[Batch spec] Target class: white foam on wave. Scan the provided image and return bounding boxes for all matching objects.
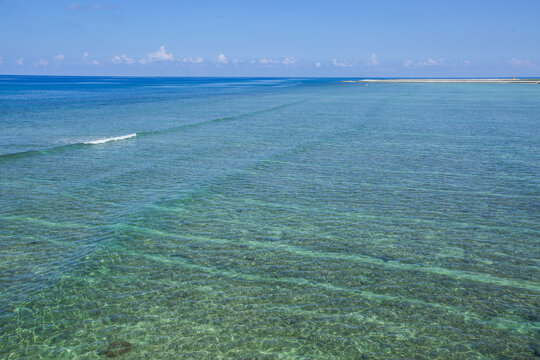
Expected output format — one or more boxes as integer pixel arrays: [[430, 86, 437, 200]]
[[84, 133, 137, 145]]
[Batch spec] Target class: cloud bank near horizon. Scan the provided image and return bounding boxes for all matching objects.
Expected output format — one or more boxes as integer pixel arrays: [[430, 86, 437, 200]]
[[2, 48, 484, 69], [4, 47, 393, 69], [1, 47, 536, 77]]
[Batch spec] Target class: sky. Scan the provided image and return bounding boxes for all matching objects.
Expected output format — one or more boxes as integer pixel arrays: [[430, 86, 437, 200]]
[[0, 0, 539, 77]]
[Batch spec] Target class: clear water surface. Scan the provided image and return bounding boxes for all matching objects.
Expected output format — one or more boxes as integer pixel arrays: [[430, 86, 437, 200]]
[[0, 76, 539, 359]]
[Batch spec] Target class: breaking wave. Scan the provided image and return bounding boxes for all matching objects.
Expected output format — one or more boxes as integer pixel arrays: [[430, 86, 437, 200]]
[[84, 133, 137, 144]]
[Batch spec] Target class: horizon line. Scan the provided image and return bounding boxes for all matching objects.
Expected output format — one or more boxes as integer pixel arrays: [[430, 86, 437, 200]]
[[1, 74, 539, 79]]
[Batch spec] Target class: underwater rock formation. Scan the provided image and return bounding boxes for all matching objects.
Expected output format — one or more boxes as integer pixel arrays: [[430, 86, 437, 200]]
[[106, 341, 132, 358]]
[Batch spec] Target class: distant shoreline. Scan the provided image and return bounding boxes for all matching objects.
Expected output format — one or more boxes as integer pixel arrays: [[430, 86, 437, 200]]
[[342, 79, 540, 84]]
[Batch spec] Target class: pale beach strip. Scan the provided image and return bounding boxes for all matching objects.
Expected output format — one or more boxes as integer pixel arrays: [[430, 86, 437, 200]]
[[342, 78, 540, 83]]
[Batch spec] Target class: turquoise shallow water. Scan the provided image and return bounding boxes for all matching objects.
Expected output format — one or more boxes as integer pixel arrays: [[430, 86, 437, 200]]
[[0, 76, 539, 359]]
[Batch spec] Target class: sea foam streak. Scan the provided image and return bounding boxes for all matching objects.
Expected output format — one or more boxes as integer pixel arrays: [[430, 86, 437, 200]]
[[84, 133, 137, 144]]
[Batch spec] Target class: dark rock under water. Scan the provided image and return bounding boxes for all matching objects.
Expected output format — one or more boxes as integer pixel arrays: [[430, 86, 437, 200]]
[[106, 341, 132, 358]]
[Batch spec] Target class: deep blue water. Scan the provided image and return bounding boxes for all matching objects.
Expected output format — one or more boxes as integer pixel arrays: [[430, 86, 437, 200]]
[[1, 76, 539, 359]]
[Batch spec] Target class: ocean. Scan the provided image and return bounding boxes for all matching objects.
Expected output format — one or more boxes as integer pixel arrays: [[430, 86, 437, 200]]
[[0, 76, 538, 359]]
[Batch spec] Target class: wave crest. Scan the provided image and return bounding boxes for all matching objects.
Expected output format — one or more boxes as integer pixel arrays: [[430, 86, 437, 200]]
[[84, 133, 137, 144]]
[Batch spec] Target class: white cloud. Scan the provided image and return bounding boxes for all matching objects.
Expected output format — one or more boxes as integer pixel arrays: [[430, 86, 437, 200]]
[[259, 57, 298, 65], [0, 57, 2, 66], [111, 54, 134, 64], [403, 58, 446, 67], [508, 58, 533, 67], [366, 53, 379, 66], [463, 60, 471, 67], [147, 46, 173, 62], [16, 57, 24, 65], [282, 57, 297, 65], [218, 54, 228, 64], [54, 54, 65, 61], [425, 58, 445, 66], [37, 58, 48, 66], [259, 57, 279, 65], [182, 57, 204, 64], [83, 52, 100, 65], [332, 58, 351, 68], [315, 62, 321, 68]]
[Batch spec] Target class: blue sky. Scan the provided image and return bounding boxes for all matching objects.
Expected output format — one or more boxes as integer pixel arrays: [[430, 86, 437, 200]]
[[0, 0, 539, 76]]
